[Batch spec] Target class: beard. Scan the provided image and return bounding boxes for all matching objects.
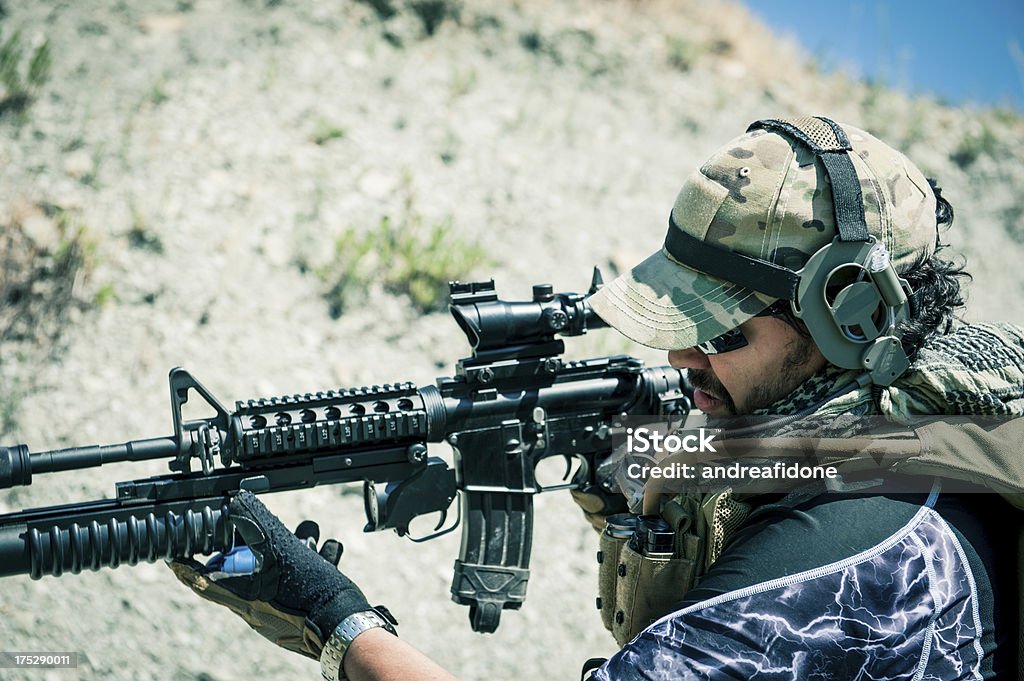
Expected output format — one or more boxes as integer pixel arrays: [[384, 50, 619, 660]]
[[688, 333, 818, 416]]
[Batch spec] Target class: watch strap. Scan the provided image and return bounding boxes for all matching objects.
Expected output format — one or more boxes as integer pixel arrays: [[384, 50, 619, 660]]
[[319, 607, 398, 681]]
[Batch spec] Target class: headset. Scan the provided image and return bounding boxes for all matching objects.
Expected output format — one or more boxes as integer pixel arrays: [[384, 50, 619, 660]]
[[662, 116, 916, 387]]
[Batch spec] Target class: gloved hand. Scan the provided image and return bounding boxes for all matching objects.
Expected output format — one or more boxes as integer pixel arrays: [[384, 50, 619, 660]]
[[169, 491, 372, 660], [570, 471, 629, 533]]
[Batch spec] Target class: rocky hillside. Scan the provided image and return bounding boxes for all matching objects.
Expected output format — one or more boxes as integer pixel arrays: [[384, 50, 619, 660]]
[[1, 1, 1022, 679]]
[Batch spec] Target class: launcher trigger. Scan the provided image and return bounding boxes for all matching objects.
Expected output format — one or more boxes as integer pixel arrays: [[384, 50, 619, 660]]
[[433, 509, 448, 531]]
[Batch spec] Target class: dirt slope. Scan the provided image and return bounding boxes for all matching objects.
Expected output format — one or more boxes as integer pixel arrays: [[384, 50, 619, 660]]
[[1, 1, 1022, 679]]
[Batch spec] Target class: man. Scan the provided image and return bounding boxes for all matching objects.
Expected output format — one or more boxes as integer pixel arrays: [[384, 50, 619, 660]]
[[579, 116, 1022, 679], [173, 117, 1022, 679]]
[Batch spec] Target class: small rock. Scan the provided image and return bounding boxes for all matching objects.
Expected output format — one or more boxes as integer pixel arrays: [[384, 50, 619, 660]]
[[21, 212, 62, 251], [261, 233, 291, 267], [133, 562, 164, 584], [357, 171, 396, 200], [63, 150, 94, 180], [345, 51, 370, 69], [300, 328, 322, 349], [138, 14, 187, 35], [718, 59, 747, 79]]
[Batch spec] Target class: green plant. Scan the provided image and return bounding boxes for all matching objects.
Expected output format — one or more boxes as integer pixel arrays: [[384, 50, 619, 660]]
[[310, 118, 347, 145], [0, 206, 97, 344], [438, 129, 459, 164], [0, 375, 23, 437], [449, 66, 477, 99], [898, 100, 930, 149], [518, 29, 544, 54], [665, 35, 700, 72], [950, 123, 1000, 170], [0, 29, 52, 116], [355, 0, 397, 20], [316, 208, 489, 316], [516, 26, 615, 76], [127, 207, 164, 253], [94, 282, 116, 307], [79, 141, 106, 188], [146, 77, 170, 106], [408, 0, 460, 36], [355, 0, 460, 40], [0, 205, 100, 432], [858, 77, 888, 127]]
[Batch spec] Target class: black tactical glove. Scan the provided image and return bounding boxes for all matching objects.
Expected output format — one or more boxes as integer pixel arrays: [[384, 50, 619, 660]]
[[570, 469, 630, 533], [169, 491, 373, 660]]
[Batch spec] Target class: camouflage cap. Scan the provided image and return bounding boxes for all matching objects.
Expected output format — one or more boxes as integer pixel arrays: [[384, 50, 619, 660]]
[[589, 119, 938, 351]]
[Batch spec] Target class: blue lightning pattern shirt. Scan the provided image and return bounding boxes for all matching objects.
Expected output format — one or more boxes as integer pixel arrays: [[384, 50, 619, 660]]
[[593, 491, 1003, 680]]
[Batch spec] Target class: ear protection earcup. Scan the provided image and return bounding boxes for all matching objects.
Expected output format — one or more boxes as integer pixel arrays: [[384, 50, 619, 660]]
[[792, 237, 911, 386]]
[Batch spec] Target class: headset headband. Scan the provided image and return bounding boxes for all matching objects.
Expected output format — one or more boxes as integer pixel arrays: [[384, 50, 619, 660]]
[[748, 117, 870, 243]]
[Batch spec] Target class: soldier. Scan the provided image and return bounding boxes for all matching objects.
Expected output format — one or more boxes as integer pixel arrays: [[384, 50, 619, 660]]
[[173, 117, 1022, 679]]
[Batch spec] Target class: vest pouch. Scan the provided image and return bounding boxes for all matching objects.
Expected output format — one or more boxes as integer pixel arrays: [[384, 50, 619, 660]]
[[610, 542, 697, 646], [598, 528, 627, 631], [597, 514, 637, 632]]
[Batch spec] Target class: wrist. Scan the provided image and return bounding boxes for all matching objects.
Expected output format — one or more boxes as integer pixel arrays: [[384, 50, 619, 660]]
[[319, 607, 398, 681], [310, 580, 371, 646]]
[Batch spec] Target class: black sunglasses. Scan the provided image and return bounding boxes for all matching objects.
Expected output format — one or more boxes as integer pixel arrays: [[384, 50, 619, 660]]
[[694, 301, 791, 355]]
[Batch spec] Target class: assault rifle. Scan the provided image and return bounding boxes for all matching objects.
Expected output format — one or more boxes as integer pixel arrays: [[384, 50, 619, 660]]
[[0, 274, 690, 633]]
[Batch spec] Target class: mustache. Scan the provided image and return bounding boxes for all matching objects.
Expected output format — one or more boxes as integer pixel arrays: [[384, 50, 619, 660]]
[[687, 369, 727, 400], [687, 369, 737, 415]]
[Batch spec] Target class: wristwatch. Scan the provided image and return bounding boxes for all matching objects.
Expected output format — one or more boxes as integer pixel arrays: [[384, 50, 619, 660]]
[[320, 607, 398, 681]]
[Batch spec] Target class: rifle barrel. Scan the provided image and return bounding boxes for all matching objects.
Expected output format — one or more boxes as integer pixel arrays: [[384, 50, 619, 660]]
[[0, 438, 180, 489], [31, 437, 180, 474]]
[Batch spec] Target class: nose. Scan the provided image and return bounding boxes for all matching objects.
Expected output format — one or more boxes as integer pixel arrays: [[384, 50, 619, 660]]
[[667, 347, 710, 370]]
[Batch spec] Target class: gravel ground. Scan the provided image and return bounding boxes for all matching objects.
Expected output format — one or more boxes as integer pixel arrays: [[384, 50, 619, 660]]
[[1, 1, 1022, 679]]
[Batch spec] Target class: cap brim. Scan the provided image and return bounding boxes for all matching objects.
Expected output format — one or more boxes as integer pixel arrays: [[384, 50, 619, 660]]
[[588, 248, 775, 351]]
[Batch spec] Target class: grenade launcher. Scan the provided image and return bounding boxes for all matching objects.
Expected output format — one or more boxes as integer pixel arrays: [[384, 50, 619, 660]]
[[0, 275, 690, 633]]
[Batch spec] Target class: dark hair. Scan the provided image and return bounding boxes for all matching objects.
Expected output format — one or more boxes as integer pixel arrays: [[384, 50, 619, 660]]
[[893, 178, 970, 360], [771, 178, 970, 360]]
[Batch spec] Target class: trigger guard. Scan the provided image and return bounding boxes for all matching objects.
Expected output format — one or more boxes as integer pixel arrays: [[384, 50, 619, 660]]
[[535, 454, 588, 494]]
